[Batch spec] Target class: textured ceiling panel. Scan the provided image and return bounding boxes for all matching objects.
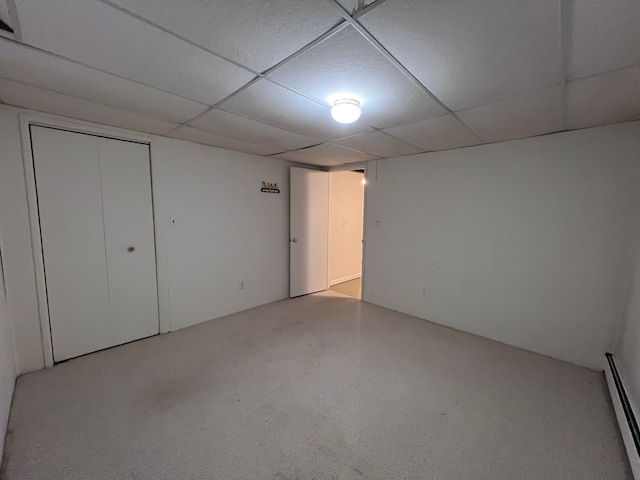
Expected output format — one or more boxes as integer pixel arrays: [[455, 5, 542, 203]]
[[568, 0, 640, 80], [384, 114, 482, 152], [274, 143, 377, 166], [360, 0, 561, 111], [456, 86, 565, 143], [5, 0, 638, 165], [0, 78, 179, 134], [167, 125, 285, 156], [334, 131, 421, 158], [567, 66, 640, 130], [13, 0, 255, 105], [104, 0, 343, 72], [0, 39, 208, 123], [189, 108, 319, 151], [269, 25, 444, 128], [221, 79, 372, 140]]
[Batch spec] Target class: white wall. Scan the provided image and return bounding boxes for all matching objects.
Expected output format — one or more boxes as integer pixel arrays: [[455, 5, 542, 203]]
[[4, 103, 640, 375], [0, 231, 17, 460], [0, 105, 289, 373], [613, 212, 640, 411], [364, 121, 640, 369], [152, 137, 289, 330], [329, 170, 364, 285]]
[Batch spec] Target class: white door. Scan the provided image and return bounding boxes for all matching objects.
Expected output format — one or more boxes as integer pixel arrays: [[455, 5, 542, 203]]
[[31, 126, 159, 361], [290, 167, 329, 297]]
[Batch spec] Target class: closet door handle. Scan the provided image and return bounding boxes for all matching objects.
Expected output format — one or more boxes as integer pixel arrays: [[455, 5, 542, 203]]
[[127, 246, 135, 253]]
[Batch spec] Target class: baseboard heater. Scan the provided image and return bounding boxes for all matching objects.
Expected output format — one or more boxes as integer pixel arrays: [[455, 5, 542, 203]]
[[605, 353, 640, 478]]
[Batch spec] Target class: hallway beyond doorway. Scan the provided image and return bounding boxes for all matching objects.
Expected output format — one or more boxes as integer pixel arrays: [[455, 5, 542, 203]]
[[329, 277, 361, 299]]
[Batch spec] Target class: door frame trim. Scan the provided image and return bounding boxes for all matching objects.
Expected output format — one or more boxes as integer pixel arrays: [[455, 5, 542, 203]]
[[19, 113, 170, 367]]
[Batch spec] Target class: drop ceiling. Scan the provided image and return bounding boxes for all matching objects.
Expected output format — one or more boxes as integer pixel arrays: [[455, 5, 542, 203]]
[[0, 0, 638, 167]]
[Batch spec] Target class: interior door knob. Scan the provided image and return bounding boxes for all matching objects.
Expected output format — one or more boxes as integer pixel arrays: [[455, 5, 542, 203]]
[[292, 238, 298, 243], [127, 246, 135, 253]]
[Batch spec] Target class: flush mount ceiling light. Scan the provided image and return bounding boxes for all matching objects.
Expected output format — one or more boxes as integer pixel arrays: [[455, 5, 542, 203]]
[[331, 98, 361, 124]]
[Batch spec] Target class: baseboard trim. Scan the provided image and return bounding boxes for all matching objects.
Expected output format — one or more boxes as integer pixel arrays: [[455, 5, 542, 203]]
[[329, 274, 361, 287], [605, 352, 640, 478]]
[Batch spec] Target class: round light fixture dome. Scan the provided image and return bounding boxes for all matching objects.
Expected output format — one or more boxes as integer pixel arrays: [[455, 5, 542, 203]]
[[331, 98, 361, 124]]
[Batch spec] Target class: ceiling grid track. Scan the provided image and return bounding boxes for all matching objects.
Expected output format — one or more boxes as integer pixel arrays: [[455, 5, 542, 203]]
[[164, 22, 352, 137], [93, 0, 420, 156], [572, 62, 640, 82], [0, 70, 196, 132], [97, 0, 351, 114], [260, 23, 349, 78], [0, 37, 213, 106], [162, 76, 264, 136], [97, 0, 261, 77], [162, 2, 423, 153], [7, 0, 457, 158], [323, 0, 485, 144], [236, 0, 434, 155], [6, 0, 637, 164], [94, 0, 352, 148]]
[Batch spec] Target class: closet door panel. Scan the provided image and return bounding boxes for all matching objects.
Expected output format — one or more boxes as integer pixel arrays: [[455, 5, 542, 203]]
[[31, 126, 113, 361], [98, 137, 159, 345]]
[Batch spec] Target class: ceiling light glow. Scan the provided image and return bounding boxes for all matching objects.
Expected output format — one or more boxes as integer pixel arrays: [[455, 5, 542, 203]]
[[331, 98, 361, 124]]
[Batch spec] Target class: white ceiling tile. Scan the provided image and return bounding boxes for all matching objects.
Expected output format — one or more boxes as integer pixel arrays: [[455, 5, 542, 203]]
[[568, 0, 640, 79], [360, 0, 561, 111], [567, 66, 640, 130], [167, 126, 285, 156], [334, 131, 421, 158], [0, 39, 208, 123], [384, 114, 482, 152], [221, 79, 373, 140], [275, 143, 377, 166], [13, 0, 255, 104], [189, 109, 319, 151], [455, 86, 565, 143], [0, 78, 178, 135], [268, 25, 444, 128], [104, 0, 343, 72]]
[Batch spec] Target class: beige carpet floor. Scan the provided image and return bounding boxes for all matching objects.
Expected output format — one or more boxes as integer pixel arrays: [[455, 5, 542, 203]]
[[329, 277, 361, 299], [1, 291, 631, 479]]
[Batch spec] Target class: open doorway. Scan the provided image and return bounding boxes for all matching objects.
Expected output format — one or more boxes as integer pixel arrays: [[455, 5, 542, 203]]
[[288, 166, 365, 300], [328, 169, 365, 299]]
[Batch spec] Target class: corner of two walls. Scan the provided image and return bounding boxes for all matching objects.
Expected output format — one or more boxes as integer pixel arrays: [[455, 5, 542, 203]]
[[0, 110, 19, 457], [363, 121, 640, 370], [611, 185, 640, 414], [0, 232, 17, 460], [0, 104, 42, 375]]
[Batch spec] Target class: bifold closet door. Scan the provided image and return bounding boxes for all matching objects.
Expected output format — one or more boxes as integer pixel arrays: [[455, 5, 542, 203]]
[[31, 126, 159, 361]]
